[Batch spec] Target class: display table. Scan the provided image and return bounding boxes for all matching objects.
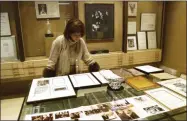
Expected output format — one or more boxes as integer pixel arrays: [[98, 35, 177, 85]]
[[18, 69, 186, 120]]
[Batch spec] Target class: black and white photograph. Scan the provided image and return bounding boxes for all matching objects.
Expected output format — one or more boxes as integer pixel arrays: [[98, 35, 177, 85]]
[[85, 4, 114, 41], [134, 96, 147, 102], [31, 113, 53, 121], [128, 2, 137, 17], [101, 111, 119, 120], [143, 105, 164, 114], [38, 4, 47, 15], [55, 111, 70, 119], [96, 103, 112, 112], [115, 108, 139, 120], [35, 2, 60, 19], [37, 79, 49, 86], [127, 36, 137, 51]]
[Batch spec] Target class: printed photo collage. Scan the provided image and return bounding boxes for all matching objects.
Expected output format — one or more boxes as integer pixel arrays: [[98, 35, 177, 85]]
[[25, 95, 171, 121]]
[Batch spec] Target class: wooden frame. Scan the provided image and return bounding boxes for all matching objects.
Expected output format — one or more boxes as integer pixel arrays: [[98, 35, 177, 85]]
[[84, 3, 114, 42]]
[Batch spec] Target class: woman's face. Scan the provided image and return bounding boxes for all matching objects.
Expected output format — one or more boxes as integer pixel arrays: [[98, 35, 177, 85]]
[[70, 32, 81, 42]]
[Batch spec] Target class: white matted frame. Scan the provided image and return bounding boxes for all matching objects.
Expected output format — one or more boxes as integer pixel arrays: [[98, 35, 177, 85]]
[[140, 13, 156, 31], [35, 1, 60, 19], [128, 2, 137, 17], [1, 35, 17, 61], [127, 36, 137, 51]]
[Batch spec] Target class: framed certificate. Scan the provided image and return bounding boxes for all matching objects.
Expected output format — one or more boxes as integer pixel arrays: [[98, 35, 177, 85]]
[[147, 31, 157, 49], [128, 21, 136, 34], [141, 13, 156, 31], [137, 32, 147, 50], [0, 12, 11, 36]]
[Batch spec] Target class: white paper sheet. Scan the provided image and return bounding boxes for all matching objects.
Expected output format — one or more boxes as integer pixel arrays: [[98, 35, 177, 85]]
[[147, 31, 157, 49], [137, 32, 147, 50], [127, 36, 137, 51], [92, 72, 109, 84], [27, 76, 76, 103], [126, 95, 169, 117], [145, 87, 186, 110], [151, 73, 177, 80], [0, 13, 11, 36], [128, 21, 136, 34], [157, 78, 186, 97], [135, 65, 163, 73], [141, 13, 156, 31], [99, 70, 122, 80], [69, 73, 100, 88]]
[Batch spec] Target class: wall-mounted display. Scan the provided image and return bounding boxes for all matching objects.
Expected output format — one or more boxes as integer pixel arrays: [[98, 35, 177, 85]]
[[0, 13, 11, 36], [137, 32, 147, 50], [127, 36, 137, 51], [35, 2, 60, 19], [85, 4, 114, 41], [147, 31, 157, 49], [1, 36, 17, 61], [128, 21, 136, 34], [128, 2, 137, 17], [140, 13, 156, 31]]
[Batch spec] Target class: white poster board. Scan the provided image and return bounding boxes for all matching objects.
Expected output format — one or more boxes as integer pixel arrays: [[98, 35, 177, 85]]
[[0, 12, 11, 36], [35, 2, 60, 19]]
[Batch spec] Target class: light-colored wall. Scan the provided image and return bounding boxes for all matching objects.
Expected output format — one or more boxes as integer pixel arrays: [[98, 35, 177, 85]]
[[162, 2, 186, 74]]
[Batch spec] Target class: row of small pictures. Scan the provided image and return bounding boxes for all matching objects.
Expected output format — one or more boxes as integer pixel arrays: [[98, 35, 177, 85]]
[[127, 31, 156, 51]]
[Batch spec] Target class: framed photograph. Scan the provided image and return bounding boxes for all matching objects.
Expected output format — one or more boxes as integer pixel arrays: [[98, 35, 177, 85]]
[[1, 36, 17, 61], [1, 12, 11, 36], [141, 13, 156, 31], [127, 36, 137, 51], [147, 31, 157, 49], [35, 2, 60, 19], [85, 4, 114, 41], [128, 2, 137, 17]]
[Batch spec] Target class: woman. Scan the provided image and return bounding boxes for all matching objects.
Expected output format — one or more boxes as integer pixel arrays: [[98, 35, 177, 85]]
[[43, 18, 100, 77]]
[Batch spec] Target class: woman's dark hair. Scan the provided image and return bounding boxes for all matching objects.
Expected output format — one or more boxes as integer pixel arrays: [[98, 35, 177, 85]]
[[64, 18, 85, 40]]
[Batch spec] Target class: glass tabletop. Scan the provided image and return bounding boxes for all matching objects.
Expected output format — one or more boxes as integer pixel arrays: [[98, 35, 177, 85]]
[[18, 69, 186, 120]]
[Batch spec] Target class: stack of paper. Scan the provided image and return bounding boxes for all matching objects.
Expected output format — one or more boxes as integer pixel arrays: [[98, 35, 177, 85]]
[[69, 73, 101, 89], [27, 76, 76, 103], [150, 72, 177, 81], [157, 78, 186, 97], [126, 76, 160, 91], [145, 87, 186, 110], [134, 65, 164, 74], [127, 68, 145, 76], [99, 70, 122, 80], [92, 72, 109, 84]]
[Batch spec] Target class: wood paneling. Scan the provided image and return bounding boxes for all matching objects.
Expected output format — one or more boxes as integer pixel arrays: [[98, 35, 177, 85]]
[[19, 1, 74, 57], [162, 2, 186, 74]]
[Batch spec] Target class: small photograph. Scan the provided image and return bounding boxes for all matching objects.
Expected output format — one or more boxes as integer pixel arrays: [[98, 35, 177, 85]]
[[31, 113, 53, 121], [96, 103, 112, 112], [92, 108, 102, 114], [128, 38, 135, 48], [84, 110, 95, 116], [70, 111, 80, 120], [111, 99, 131, 110], [38, 4, 47, 15], [115, 108, 139, 120], [134, 96, 147, 102], [143, 105, 164, 114], [37, 79, 49, 86], [101, 111, 117, 121], [55, 111, 69, 119]]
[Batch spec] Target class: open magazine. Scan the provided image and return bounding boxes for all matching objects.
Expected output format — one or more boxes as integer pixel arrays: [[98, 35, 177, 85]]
[[27, 76, 76, 103]]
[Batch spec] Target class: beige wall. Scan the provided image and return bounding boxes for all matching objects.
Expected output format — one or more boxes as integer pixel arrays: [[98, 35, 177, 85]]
[[162, 2, 186, 73]]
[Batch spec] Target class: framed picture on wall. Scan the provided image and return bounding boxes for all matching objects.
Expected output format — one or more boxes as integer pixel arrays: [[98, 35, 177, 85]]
[[128, 2, 137, 17], [85, 4, 114, 42], [140, 13, 156, 31], [127, 36, 137, 51], [35, 2, 60, 19]]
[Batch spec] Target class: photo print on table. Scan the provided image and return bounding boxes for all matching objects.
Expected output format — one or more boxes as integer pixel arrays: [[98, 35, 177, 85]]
[[37, 79, 49, 86], [96, 103, 112, 112], [143, 105, 164, 115], [101, 111, 120, 120], [55, 111, 70, 119], [31, 113, 53, 121], [115, 107, 139, 120]]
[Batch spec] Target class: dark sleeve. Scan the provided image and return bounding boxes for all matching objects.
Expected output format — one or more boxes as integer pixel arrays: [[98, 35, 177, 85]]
[[88, 62, 100, 72]]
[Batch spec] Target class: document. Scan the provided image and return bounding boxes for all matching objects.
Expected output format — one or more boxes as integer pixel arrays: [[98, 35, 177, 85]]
[[141, 13, 156, 31], [0, 12, 11, 36], [128, 21, 136, 34], [134, 65, 163, 73], [137, 32, 147, 50], [147, 31, 157, 49], [92, 72, 109, 84]]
